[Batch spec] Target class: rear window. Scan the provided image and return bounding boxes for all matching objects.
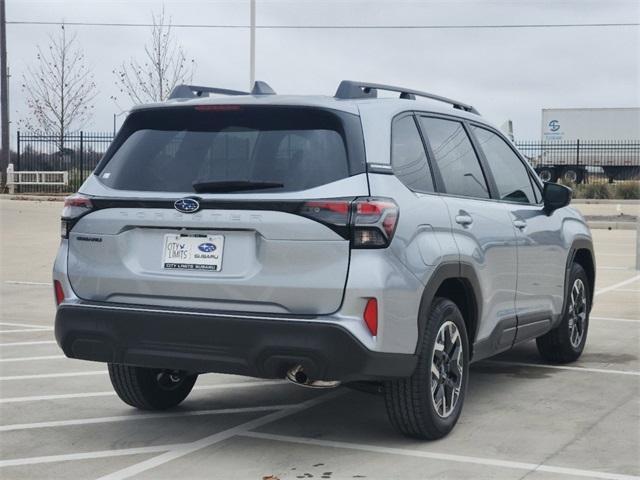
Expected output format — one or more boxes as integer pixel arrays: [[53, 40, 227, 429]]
[[96, 106, 365, 193]]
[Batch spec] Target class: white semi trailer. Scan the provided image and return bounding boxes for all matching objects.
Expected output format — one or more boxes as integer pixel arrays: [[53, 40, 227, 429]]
[[533, 108, 640, 183]]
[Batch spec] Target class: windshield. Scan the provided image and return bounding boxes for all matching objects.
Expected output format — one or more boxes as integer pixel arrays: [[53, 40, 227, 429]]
[[96, 105, 365, 193]]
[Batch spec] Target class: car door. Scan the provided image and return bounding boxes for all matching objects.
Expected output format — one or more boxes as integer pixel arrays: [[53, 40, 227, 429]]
[[469, 124, 567, 343], [418, 115, 519, 355]]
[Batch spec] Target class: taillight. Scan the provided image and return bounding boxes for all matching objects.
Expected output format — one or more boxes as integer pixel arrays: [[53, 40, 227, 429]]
[[352, 198, 398, 248], [363, 298, 378, 336], [299, 199, 351, 233], [53, 280, 65, 305], [61, 194, 93, 238], [299, 197, 398, 249]]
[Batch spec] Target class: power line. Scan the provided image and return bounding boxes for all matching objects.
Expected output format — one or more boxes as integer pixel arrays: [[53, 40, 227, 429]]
[[6, 20, 640, 29]]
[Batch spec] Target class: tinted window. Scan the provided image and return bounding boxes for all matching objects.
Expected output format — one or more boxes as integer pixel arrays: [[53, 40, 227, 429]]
[[391, 115, 434, 193], [420, 117, 489, 199], [97, 106, 364, 193], [472, 126, 536, 204]]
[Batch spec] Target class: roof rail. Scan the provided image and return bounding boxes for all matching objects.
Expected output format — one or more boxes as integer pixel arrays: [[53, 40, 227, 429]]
[[334, 80, 479, 115], [168, 81, 277, 100]]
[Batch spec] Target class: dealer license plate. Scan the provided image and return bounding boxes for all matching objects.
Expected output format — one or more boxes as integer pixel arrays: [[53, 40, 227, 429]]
[[162, 234, 224, 271]]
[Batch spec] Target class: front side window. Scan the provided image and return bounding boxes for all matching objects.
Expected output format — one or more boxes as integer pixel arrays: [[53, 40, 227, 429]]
[[391, 115, 434, 193], [471, 126, 536, 204], [419, 117, 489, 199]]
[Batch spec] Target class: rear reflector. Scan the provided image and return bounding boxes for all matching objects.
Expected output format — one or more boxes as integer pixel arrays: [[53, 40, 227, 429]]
[[363, 298, 378, 336], [54, 280, 65, 306]]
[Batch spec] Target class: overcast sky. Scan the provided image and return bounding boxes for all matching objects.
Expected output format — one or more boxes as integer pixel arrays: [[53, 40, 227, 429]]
[[5, 0, 640, 142]]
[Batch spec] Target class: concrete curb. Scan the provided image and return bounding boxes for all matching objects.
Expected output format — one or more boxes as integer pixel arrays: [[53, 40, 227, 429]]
[[573, 199, 640, 205], [0, 194, 65, 202], [588, 221, 638, 230]]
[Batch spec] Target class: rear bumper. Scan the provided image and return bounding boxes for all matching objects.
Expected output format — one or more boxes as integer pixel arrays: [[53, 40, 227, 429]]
[[55, 302, 417, 382]]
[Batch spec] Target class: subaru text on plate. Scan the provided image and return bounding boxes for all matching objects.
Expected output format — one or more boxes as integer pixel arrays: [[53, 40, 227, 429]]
[[53, 80, 595, 438]]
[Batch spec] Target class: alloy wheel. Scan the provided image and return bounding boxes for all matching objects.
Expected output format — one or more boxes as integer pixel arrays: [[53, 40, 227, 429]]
[[430, 320, 464, 418], [568, 278, 587, 348]]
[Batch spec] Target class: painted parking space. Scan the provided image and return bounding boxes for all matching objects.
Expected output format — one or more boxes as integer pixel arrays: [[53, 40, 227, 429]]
[[1, 199, 638, 480]]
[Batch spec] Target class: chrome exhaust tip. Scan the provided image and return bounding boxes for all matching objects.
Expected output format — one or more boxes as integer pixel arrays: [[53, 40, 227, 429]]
[[285, 365, 340, 389]]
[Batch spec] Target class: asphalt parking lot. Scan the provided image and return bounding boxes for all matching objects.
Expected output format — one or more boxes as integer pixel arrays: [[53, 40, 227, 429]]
[[1, 199, 639, 480]]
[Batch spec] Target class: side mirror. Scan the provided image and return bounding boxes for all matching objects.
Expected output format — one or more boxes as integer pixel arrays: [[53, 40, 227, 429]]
[[543, 182, 572, 213]]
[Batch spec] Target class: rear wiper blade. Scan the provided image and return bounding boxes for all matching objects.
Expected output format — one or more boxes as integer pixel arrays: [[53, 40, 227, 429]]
[[192, 180, 284, 193]]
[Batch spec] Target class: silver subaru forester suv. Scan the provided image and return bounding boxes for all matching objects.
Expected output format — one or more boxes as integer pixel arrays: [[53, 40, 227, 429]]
[[53, 80, 595, 439]]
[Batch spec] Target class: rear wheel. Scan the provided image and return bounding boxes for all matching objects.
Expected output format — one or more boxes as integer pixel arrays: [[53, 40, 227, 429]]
[[384, 297, 469, 439], [562, 167, 584, 185], [536, 263, 590, 363], [537, 167, 556, 183], [108, 364, 198, 410]]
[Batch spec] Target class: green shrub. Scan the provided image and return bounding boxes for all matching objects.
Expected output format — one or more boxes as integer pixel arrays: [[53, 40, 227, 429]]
[[615, 182, 640, 200], [570, 183, 587, 199], [583, 183, 612, 199]]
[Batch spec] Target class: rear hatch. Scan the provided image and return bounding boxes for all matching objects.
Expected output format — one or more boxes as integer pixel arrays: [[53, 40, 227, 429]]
[[67, 104, 368, 315]]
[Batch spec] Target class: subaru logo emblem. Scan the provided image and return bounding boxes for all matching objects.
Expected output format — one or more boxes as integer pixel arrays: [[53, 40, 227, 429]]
[[198, 242, 216, 253], [174, 198, 200, 213]]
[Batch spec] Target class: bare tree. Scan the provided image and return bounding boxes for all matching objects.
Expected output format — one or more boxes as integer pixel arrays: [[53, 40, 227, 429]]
[[20, 25, 97, 151], [113, 7, 195, 105]]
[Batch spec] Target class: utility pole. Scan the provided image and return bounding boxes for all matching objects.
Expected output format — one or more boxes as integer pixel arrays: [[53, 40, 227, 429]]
[[249, 0, 255, 89], [0, 0, 10, 190]]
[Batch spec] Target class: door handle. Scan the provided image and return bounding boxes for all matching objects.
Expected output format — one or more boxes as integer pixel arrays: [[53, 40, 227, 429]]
[[513, 219, 527, 230], [455, 214, 473, 227]]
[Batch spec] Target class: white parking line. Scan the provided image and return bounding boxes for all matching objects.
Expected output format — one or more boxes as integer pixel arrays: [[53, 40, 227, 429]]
[[592, 316, 640, 323], [0, 404, 295, 432], [96, 390, 344, 480], [4, 280, 51, 286], [0, 355, 65, 363], [241, 431, 639, 480], [0, 328, 53, 333], [0, 321, 51, 329], [0, 380, 287, 404], [0, 444, 183, 468], [595, 274, 640, 296], [0, 371, 106, 381], [0, 340, 56, 347], [484, 360, 639, 376]]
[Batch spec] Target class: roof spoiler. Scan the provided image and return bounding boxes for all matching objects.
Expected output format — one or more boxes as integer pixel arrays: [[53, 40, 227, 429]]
[[168, 81, 276, 100], [334, 80, 479, 115]]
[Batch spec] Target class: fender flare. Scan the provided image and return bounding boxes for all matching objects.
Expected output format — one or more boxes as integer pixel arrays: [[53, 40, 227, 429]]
[[415, 261, 482, 356], [560, 237, 596, 326]]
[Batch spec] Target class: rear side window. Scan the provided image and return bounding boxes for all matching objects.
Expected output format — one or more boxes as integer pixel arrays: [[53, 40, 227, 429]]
[[96, 106, 365, 193], [471, 126, 536, 204], [391, 115, 434, 193], [419, 117, 489, 199]]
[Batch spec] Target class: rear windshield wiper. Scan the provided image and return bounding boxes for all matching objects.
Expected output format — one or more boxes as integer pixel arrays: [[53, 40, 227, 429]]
[[192, 180, 284, 193]]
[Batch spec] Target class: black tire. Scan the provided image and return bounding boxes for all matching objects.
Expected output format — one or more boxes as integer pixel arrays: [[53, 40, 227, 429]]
[[537, 167, 556, 183], [108, 364, 198, 410], [562, 167, 583, 185], [536, 263, 590, 363], [384, 297, 469, 440]]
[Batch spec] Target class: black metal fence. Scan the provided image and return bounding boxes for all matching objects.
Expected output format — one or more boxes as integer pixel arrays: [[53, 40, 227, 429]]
[[11, 132, 640, 194], [14, 131, 113, 193], [515, 140, 640, 184]]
